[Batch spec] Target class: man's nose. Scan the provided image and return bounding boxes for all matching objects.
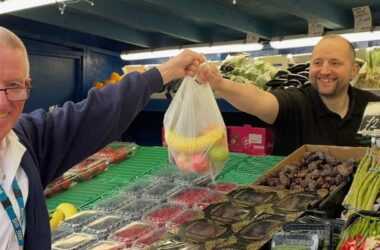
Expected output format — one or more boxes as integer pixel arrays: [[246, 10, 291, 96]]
[[320, 62, 331, 74]]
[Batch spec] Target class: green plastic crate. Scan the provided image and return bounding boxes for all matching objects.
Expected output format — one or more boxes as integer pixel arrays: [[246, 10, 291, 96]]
[[46, 146, 283, 211]]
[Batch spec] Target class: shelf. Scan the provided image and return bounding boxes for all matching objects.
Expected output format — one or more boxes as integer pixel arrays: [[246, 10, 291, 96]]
[[363, 88, 380, 96], [144, 98, 239, 112]]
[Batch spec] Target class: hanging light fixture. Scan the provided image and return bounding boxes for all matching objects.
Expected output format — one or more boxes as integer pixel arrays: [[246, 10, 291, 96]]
[[0, 0, 57, 14], [0, 0, 94, 15], [270, 27, 380, 49], [120, 40, 263, 61], [270, 35, 322, 49]]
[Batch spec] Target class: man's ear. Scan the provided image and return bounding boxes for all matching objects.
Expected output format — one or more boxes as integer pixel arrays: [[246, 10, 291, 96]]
[[26, 77, 32, 87], [351, 63, 360, 80]]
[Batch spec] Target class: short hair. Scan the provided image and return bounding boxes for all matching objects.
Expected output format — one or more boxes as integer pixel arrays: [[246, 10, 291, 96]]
[[314, 34, 356, 64], [0, 26, 30, 76]]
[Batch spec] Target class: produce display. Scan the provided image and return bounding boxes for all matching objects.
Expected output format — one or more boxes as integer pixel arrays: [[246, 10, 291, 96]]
[[265, 63, 310, 90], [66, 158, 107, 182], [108, 221, 158, 247], [219, 53, 278, 89], [257, 151, 356, 193], [52, 233, 97, 250], [281, 223, 332, 250], [337, 212, 380, 250], [94, 193, 136, 213], [132, 228, 166, 249], [142, 203, 187, 226], [49, 144, 380, 249], [115, 198, 159, 220], [271, 232, 319, 250], [45, 175, 74, 198], [91, 142, 137, 164], [166, 209, 199, 229], [343, 148, 380, 217], [208, 182, 238, 194], [59, 210, 102, 232], [85, 240, 125, 250], [81, 214, 127, 239], [192, 191, 228, 210], [50, 203, 78, 229], [44, 141, 136, 198], [352, 48, 380, 88], [168, 186, 212, 207]]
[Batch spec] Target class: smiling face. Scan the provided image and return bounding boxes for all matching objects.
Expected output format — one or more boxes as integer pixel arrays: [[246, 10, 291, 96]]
[[0, 45, 29, 141], [309, 36, 358, 98]]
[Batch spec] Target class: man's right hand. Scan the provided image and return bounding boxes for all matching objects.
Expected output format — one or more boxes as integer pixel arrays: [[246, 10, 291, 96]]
[[196, 62, 225, 91]]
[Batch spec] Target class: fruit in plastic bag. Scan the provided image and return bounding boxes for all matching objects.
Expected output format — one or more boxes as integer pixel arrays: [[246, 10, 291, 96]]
[[164, 75, 229, 179]]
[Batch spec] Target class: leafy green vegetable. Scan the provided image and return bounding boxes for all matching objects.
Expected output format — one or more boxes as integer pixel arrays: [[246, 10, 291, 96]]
[[220, 53, 278, 90]]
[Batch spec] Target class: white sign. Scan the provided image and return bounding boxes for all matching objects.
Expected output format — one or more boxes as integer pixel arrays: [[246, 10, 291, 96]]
[[308, 21, 324, 37], [246, 32, 260, 43], [352, 6, 372, 32]]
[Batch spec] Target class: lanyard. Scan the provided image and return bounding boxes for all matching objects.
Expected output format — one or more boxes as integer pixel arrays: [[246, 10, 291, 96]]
[[0, 178, 25, 247]]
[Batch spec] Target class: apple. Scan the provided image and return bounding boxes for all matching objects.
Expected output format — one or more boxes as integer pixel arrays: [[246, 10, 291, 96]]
[[175, 153, 191, 172], [190, 153, 210, 174], [209, 145, 229, 164]]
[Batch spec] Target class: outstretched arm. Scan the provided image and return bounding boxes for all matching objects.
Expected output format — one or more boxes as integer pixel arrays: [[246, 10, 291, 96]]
[[196, 63, 279, 124]]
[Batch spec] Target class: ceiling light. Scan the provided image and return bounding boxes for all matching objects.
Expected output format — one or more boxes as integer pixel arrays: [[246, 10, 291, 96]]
[[340, 30, 380, 42], [0, 0, 58, 14], [270, 27, 380, 49], [121, 48, 181, 61], [270, 36, 322, 49], [120, 40, 263, 61]]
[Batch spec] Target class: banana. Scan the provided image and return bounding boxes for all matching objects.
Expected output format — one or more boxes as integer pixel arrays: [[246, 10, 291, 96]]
[[49, 203, 77, 229], [56, 203, 77, 219], [50, 210, 64, 229], [165, 127, 225, 153]]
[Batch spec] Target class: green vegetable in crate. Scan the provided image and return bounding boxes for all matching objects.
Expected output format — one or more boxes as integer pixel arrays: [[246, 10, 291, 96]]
[[220, 53, 278, 90], [343, 148, 380, 216], [352, 48, 380, 88], [337, 215, 380, 250]]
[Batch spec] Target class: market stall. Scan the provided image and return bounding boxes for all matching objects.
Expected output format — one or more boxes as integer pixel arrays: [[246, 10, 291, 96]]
[[46, 143, 380, 249]]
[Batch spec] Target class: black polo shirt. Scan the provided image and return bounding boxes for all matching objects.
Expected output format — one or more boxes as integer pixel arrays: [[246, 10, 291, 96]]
[[270, 85, 380, 156]]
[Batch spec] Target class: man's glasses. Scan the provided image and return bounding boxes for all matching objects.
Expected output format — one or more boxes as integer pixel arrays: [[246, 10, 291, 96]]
[[0, 87, 31, 101]]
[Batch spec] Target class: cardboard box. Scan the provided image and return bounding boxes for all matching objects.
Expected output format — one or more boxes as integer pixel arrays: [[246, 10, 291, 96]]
[[254, 144, 367, 183], [252, 145, 367, 217], [227, 125, 273, 155]]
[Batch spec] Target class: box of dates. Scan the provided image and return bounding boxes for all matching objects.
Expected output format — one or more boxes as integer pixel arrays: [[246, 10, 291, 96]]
[[253, 145, 367, 215]]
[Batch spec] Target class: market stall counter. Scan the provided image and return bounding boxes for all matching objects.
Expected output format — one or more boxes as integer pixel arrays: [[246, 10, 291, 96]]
[[46, 145, 380, 249]]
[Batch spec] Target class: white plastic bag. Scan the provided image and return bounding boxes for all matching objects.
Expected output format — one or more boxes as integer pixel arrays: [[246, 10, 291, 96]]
[[163, 75, 229, 178]]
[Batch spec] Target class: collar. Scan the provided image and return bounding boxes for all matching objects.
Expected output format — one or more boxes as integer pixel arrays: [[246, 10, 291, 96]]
[[0, 130, 26, 193], [312, 85, 356, 117]]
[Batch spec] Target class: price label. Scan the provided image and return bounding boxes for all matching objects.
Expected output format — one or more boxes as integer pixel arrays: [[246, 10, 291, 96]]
[[358, 102, 380, 136], [308, 20, 324, 37], [246, 32, 259, 43], [352, 6, 372, 32]]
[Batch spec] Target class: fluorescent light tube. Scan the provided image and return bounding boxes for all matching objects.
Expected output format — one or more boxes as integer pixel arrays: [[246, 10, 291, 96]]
[[270, 36, 322, 49], [270, 28, 380, 49], [340, 30, 380, 42], [121, 48, 181, 60], [0, 0, 57, 14], [121, 41, 263, 61]]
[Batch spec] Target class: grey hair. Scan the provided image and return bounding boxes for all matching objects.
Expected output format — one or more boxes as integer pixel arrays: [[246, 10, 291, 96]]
[[0, 26, 30, 76]]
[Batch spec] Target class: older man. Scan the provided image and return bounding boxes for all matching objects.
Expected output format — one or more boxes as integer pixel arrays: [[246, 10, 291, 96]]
[[0, 26, 205, 250]]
